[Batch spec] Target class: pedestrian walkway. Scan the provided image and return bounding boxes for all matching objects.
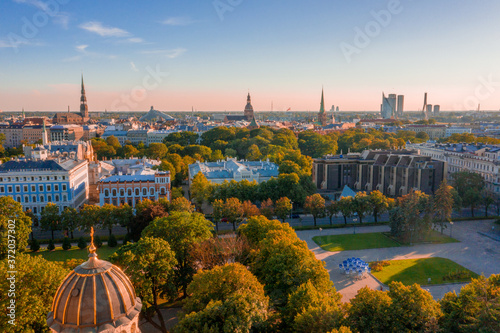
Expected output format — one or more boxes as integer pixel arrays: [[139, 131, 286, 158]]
[[296, 220, 500, 302]]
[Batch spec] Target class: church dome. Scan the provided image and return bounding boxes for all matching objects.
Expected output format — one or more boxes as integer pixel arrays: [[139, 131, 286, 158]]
[[47, 230, 142, 333]]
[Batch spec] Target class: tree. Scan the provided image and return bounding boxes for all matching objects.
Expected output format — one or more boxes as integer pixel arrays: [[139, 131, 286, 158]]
[[170, 196, 195, 213], [131, 199, 169, 241], [40, 202, 61, 240], [304, 194, 326, 226], [190, 236, 250, 271], [451, 171, 485, 217], [78, 204, 101, 232], [483, 191, 495, 217], [122, 144, 140, 158], [416, 131, 430, 141], [433, 180, 454, 234], [260, 198, 275, 219], [251, 229, 332, 307], [190, 171, 211, 212], [298, 130, 338, 158], [390, 191, 432, 243], [176, 264, 268, 333], [223, 197, 244, 231], [110, 237, 177, 333], [242, 200, 260, 218], [159, 159, 176, 180], [348, 287, 392, 333], [387, 281, 442, 332], [60, 206, 78, 239], [142, 212, 214, 297], [238, 215, 296, 248], [337, 197, 354, 224], [275, 197, 292, 222], [369, 190, 389, 223], [114, 203, 134, 234], [147, 142, 168, 159], [285, 281, 343, 333], [352, 192, 371, 223], [440, 274, 500, 333], [212, 199, 224, 232], [0, 196, 32, 259], [0, 254, 68, 332], [246, 144, 262, 160], [326, 201, 340, 225], [100, 203, 117, 236], [105, 135, 121, 149]]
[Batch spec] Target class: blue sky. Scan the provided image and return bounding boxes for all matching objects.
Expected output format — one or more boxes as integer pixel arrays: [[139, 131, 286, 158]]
[[1, 0, 500, 112]]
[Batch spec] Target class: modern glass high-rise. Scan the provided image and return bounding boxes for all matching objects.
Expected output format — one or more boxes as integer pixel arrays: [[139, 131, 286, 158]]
[[381, 93, 396, 119], [433, 105, 440, 115], [426, 104, 433, 116], [397, 95, 404, 117]]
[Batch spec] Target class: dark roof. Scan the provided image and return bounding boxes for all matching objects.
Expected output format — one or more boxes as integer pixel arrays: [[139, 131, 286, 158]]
[[225, 115, 247, 121], [0, 160, 64, 172]]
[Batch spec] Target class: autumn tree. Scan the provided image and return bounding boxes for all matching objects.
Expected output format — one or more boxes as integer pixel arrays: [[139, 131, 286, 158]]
[[175, 263, 269, 333], [189, 171, 211, 212], [348, 287, 393, 333], [60, 206, 78, 239], [147, 142, 168, 159], [390, 191, 432, 243], [190, 236, 250, 271], [433, 180, 454, 234], [304, 193, 326, 226], [237, 215, 296, 248], [369, 190, 389, 223], [223, 197, 244, 231], [451, 171, 485, 217], [142, 212, 213, 297], [131, 198, 169, 241], [40, 202, 61, 240], [78, 204, 101, 232], [275, 197, 292, 222], [259, 198, 274, 219], [337, 196, 354, 224], [242, 200, 260, 218], [170, 196, 195, 213], [109, 237, 177, 333], [0, 196, 32, 259], [352, 191, 371, 223]]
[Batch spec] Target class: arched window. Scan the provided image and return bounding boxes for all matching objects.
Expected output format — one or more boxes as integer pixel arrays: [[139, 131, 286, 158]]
[[112, 189, 117, 196], [143, 188, 147, 196], [127, 189, 132, 196], [55, 195, 59, 202], [32, 196, 37, 203], [40, 195, 44, 203], [160, 187, 165, 195], [24, 196, 29, 203], [104, 189, 109, 197], [150, 188, 154, 195], [48, 195, 52, 202], [135, 188, 139, 196], [120, 189, 124, 196]]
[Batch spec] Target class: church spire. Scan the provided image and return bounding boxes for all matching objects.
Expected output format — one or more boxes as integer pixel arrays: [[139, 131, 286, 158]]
[[320, 87, 325, 114], [318, 87, 327, 126], [80, 74, 89, 119], [42, 118, 49, 145]]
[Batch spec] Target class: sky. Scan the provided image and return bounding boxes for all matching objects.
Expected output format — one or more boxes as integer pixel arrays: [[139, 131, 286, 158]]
[[1, 0, 500, 112]]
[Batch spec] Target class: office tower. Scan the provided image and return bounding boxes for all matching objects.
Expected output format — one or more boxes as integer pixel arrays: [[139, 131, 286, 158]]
[[426, 104, 433, 116], [397, 95, 404, 117], [433, 105, 440, 115], [381, 93, 395, 119]]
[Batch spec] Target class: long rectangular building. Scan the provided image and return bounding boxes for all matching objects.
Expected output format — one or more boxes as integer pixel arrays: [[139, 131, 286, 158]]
[[313, 150, 446, 198]]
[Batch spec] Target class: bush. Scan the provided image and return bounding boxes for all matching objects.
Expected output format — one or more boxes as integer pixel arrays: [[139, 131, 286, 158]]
[[443, 269, 474, 281], [47, 239, 55, 251], [77, 237, 87, 249], [64, 258, 85, 270], [369, 260, 391, 272], [94, 235, 103, 248], [30, 238, 40, 252], [108, 234, 118, 247], [62, 237, 72, 251]]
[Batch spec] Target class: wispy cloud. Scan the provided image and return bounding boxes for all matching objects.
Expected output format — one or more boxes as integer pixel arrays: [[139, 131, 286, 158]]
[[161, 16, 195, 26], [127, 37, 144, 43], [130, 61, 139, 72], [63, 44, 116, 62], [53, 13, 70, 29], [141, 48, 187, 59], [14, 0, 50, 11], [0, 38, 29, 48], [79, 21, 130, 37]]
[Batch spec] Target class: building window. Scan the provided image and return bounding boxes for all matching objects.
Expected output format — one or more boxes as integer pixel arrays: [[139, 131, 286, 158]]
[[54, 184, 59, 191], [143, 188, 147, 196], [0, 187, 4, 193], [62, 195, 67, 201], [23, 185, 28, 192], [24, 196, 29, 203], [55, 195, 59, 202], [33, 207, 37, 214], [39, 185, 43, 192], [120, 189, 124, 196], [40, 195, 44, 203], [31, 185, 36, 192], [8, 186, 13, 193], [127, 189, 132, 196], [62, 184, 67, 191], [48, 195, 52, 202], [135, 188, 139, 196], [104, 189, 109, 197], [150, 188, 154, 195], [15, 186, 20, 192], [16, 196, 21, 203], [47, 185, 51, 191], [112, 189, 117, 196], [32, 196, 37, 203]]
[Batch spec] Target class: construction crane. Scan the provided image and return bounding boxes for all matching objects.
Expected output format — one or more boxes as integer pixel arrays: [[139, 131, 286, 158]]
[[422, 92, 428, 120]]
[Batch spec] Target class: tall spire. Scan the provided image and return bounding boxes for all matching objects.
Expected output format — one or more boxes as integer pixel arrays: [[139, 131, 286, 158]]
[[80, 74, 89, 119], [244, 92, 254, 121], [320, 87, 325, 114], [42, 118, 48, 145], [318, 87, 327, 126], [22, 107, 25, 119]]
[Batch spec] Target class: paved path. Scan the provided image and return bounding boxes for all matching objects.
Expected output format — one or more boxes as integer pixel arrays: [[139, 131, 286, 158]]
[[296, 220, 500, 302]]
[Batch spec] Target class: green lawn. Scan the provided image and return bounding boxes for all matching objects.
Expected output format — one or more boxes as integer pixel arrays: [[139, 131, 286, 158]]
[[384, 230, 459, 245], [371, 257, 479, 286], [313, 232, 401, 251], [29, 245, 118, 262]]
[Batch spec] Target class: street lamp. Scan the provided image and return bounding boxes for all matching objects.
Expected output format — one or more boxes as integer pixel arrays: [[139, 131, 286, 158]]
[[450, 221, 454, 238], [353, 218, 358, 234]]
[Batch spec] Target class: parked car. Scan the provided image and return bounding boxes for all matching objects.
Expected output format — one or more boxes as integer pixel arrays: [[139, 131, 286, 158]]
[[221, 217, 228, 222], [291, 213, 300, 219]]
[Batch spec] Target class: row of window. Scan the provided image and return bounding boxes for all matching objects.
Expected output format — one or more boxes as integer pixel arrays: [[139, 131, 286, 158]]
[[0, 184, 67, 194], [24, 205, 69, 215], [13, 194, 68, 204], [103, 187, 167, 197], [0, 175, 67, 182]]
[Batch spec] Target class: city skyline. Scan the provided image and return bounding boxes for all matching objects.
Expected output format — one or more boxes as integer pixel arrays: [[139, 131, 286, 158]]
[[1, 1, 500, 112]]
